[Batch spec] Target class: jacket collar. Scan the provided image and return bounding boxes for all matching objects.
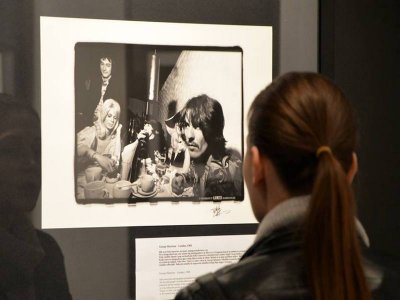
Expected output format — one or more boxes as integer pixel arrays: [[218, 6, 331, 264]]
[[254, 195, 370, 247]]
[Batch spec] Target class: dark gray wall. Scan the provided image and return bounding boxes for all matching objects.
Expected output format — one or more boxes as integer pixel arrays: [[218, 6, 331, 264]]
[[0, 0, 33, 101], [321, 0, 400, 270]]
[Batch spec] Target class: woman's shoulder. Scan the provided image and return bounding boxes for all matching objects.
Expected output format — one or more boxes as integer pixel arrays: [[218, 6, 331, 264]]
[[77, 125, 96, 135], [364, 249, 400, 299], [175, 232, 310, 300], [77, 126, 96, 140], [175, 252, 310, 300], [175, 225, 392, 300]]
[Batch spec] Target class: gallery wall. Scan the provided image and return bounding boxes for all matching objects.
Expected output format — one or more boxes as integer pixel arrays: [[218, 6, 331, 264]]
[[320, 0, 400, 272]]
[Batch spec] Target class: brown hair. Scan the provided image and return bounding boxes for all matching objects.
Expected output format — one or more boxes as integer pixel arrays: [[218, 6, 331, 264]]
[[179, 94, 227, 160], [248, 72, 371, 300]]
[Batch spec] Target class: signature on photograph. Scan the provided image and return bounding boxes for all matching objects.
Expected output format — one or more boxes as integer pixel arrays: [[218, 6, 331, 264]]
[[211, 205, 231, 217]]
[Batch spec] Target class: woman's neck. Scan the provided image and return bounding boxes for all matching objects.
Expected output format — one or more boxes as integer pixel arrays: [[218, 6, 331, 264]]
[[264, 179, 290, 215], [261, 156, 291, 215]]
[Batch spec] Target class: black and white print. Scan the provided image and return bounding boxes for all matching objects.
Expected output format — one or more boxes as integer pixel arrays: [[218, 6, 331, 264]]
[[74, 43, 244, 204]]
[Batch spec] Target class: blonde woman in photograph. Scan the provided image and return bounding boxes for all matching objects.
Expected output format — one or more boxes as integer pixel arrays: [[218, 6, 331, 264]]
[[77, 98, 122, 173]]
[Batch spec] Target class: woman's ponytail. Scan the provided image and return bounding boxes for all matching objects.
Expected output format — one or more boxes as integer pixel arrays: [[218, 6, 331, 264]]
[[304, 150, 371, 300]]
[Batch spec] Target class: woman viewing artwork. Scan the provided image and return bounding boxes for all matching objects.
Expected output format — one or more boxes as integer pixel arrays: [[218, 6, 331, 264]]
[[77, 98, 122, 174], [175, 72, 392, 299]]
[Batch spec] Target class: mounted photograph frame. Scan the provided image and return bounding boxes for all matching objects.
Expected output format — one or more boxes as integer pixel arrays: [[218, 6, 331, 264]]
[[40, 16, 272, 229]]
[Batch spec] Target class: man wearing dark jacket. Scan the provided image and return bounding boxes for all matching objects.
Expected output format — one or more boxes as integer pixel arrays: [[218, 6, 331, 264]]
[[75, 56, 126, 133]]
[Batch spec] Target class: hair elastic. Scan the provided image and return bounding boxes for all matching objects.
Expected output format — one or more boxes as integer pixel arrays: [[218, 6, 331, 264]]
[[316, 145, 332, 157]]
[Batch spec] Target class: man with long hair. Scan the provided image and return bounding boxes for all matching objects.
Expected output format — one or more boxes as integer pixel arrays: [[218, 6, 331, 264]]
[[174, 94, 243, 198]]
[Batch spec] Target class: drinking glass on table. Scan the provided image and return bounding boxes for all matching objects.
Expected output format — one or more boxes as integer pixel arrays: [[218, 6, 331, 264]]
[[159, 153, 166, 164], [156, 162, 167, 178]]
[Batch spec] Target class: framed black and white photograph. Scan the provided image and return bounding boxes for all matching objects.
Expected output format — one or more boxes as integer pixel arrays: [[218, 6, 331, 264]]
[[41, 17, 272, 229], [74, 43, 244, 204]]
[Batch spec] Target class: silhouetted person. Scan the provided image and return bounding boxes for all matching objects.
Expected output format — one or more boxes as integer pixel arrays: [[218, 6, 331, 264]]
[[0, 95, 72, 300]]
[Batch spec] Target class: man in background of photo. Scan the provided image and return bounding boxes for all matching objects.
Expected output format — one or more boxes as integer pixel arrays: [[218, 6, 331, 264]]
[[76, 56, 126, 134]]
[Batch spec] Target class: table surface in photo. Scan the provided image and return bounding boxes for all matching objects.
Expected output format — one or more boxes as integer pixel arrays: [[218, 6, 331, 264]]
[[77, 163, 193, 201]]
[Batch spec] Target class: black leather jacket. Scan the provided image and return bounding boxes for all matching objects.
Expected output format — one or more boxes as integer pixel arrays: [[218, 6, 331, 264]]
[[175, 226, 396, 300]]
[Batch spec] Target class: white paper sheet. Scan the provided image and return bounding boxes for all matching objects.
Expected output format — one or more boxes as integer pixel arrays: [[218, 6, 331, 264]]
[[136, 235, 255, 300]]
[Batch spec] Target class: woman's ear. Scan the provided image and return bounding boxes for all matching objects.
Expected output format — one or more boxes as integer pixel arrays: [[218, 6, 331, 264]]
[[347, 152, 358, 183], [250, 146, 265, 185]]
